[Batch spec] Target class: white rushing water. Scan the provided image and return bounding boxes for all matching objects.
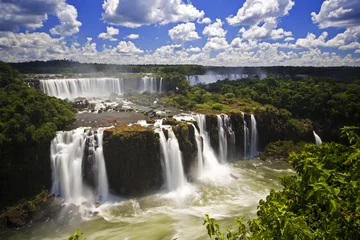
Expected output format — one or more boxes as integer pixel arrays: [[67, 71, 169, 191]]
[[50, 128, 109, 204], [40, 76, 163, 99], [41, 78, 125, 99], [217, 115, 228, 163], [3, 114, 296, 240], [313, 131, 323, 146], [187, 74, 267, 86], [140, 76, 158, 93], [250, 114, 259, 158], [216, 114, 236, 163], [7, 159, 293, 240], [193, 114, 221, 177], [157, 124, 187, 191], [95, 129, 109, 201], [241, 112, 250, 159]]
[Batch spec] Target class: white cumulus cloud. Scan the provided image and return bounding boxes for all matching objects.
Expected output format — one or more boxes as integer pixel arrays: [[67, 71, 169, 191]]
[[98, 27, 120, 41], [197, 18, 211, 24], [311, 0, 360, 29], [203, 19, 227, 38], [169, 22, 200, 42], [127, 34, 139, 40], [226, 0, 294, 26], [102, 0, 204, 27], [0, 0, 81, 36], [226, 0, 294, 41]]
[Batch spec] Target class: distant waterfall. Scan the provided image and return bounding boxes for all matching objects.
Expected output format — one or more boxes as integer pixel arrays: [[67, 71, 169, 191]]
[[159, 77, 163, 93], [250, 114, 259, 158], [313, 131, 322, 146], [187, 74, 267, 85], [141, 76, 158, 93], [40, 78, 124, 99], [194, 114, 220, 174], [50, 128, 109, 203], [157, 126, 187, 191]]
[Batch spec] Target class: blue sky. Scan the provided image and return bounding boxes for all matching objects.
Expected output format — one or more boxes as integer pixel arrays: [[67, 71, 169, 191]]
[[0, 0, 359, 66]]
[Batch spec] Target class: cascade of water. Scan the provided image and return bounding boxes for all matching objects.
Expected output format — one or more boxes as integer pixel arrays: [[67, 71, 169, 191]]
[[95, 129, 109, 201], [217, 115, 228, 163], [190, 123, 204, 176], [50, 128, 109, 203], [141, 76, 158, 93], [241, 112, 250, 159], [187, 74, 268, 86], [159, 77, 163, 93], [250, 114, 259, 158], [313, 131, 323, 146], [40, 78, 124, 99], [193, 114, 220, 172], [157, 126, 187, 191], [224, 115, 236, 161]]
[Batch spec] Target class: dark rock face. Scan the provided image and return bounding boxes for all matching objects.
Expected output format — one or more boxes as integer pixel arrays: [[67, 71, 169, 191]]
[[103, 126, 163, 196], [172, 123, 198, 180], [229, 112, 245, 160], [82, 131, 98, 190], [0, 141, 52, 211], [206, 114, 219, 153]]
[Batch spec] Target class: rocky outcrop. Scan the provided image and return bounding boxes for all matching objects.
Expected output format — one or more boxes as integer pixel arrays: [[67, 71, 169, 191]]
[[103, 124, 162, 196]]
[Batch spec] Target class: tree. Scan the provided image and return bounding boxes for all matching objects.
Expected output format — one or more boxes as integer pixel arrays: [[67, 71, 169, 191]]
[[204, 127, 360, 239]]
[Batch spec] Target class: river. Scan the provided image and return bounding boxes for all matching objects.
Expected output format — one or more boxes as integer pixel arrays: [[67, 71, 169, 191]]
[[3, 159, 293, 240]]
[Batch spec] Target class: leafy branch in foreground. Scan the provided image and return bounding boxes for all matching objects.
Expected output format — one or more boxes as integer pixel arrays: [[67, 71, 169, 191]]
[[68, 229, 86, 240], [204, 126, 360, 239]]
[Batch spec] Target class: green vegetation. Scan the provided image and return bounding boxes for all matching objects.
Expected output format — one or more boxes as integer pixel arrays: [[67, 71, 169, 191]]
[[10, 60, 360, 83], [202, 77, 360, 141], [160, 86, 259, 113], [0, 62, 75, 209], [204, 127, 360, 239], [68, 229, 86, 240], [0, 62, 75, 150], [261, 140, 306, 159], [0, 190, 49, 228]]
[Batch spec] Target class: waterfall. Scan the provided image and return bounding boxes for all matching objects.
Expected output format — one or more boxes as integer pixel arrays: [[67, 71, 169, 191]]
[[224, 115, 236, 161], [50, 128, 109, 203], [187, 74, 267, 86], [159, 77, 163, 93], [241, 112, 249, 159], [217, 115, 228, 163], [40, 78, 124, 99], [193, 114, 220, 174], [95, 129, 109, 201], [141, 76, 158, 93], [250, 114, 259, 158], [313, 131, 322, 146], [190, 123, 204, 176], [157, 126, 187, 191], [216, 114, 236, 162]]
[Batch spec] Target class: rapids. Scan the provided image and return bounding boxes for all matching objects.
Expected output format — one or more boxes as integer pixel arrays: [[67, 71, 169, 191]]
[[4, 159, 293, 240]]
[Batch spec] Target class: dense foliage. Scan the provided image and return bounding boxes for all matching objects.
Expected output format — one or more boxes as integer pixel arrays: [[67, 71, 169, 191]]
[[0, 62, 75, 209], [0, 62, 75, 152], [204, 127, 360, 239], [201, 77, 360, 141]]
